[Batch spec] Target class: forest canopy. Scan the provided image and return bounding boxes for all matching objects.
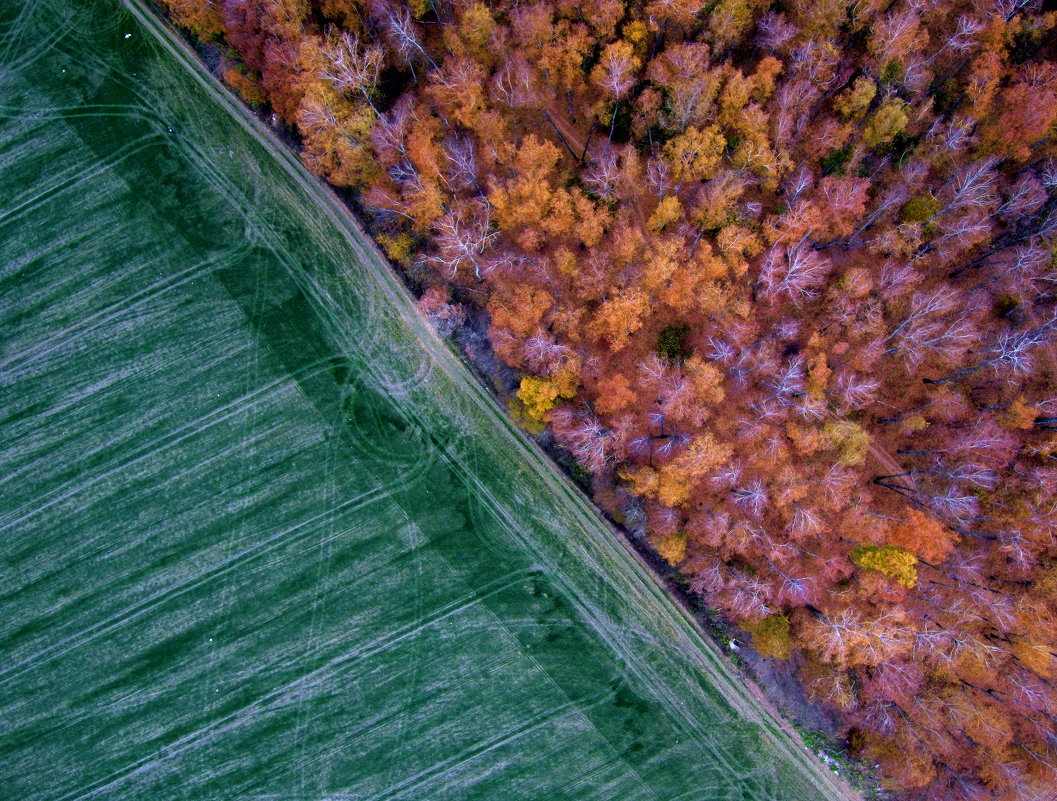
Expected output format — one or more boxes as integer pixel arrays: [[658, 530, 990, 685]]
[[159, 0, 1057, 798]]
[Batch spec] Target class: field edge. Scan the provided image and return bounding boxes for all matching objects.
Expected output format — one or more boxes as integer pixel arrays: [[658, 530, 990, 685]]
[[118, 2, 864, 798]]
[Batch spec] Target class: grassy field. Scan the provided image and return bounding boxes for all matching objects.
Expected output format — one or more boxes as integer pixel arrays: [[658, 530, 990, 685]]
[[0, 1, 852, 799]]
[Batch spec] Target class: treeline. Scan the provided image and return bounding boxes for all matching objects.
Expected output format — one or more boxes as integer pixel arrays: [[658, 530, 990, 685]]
[[160, 0, 1057, 797]]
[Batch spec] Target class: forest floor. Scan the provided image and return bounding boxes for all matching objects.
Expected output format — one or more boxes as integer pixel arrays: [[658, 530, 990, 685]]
[[126, 2, 871, 797]]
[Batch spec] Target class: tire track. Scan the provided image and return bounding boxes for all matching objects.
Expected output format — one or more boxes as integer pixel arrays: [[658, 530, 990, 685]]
[[51, 567, 542, 801], [0, 2, 70, 77], [0, 243, 248, 372], [0, 131, 161, 226], [0, 357, 337, 532], [365, 688, 625, 801], [0, 484, 393, 688]]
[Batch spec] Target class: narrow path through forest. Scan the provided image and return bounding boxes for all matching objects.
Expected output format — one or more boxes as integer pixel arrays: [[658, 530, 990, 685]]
[[868, 441, 908, 479]]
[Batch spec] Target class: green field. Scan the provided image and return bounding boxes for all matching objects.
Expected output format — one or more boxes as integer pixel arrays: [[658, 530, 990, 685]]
[[0, 2, 849, 799]]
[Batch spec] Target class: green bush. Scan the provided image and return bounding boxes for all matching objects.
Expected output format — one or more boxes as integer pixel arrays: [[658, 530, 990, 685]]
[[879, 60, 905, 85], [821, 146, 852, 176], [656, 323, 692, 363], [899, 194, 941, 224]]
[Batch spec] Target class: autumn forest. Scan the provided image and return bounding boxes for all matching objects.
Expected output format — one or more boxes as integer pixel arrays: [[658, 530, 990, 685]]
[[159, 0, 1057, 797]]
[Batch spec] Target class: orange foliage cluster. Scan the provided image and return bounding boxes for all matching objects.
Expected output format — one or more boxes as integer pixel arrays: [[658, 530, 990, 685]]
[[162, 0, 1057, 797]]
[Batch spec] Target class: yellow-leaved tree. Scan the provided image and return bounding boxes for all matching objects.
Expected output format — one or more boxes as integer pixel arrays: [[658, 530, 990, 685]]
[[744, 614, 792, 659], [850, 545, 918, 588], [663, 126, 726, 182]]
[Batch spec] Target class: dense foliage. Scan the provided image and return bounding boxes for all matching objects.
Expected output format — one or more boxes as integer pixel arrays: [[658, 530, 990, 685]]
[[160, 0, 1057, 797]]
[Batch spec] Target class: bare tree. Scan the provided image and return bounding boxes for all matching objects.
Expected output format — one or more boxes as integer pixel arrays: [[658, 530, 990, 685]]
[[733, 479, 769, 518], [442, 135, 479, 194], [321, 31, 383, 112], [884, 286, 977, 369], [582, 146, 620, 198], [833, 370, 881, 411], [376, 4, 436, 80], [371, 95, 416, 164], [756, 241, 833, 303], [425, 200, 497, 280], [925, 310, 1057, 383]]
